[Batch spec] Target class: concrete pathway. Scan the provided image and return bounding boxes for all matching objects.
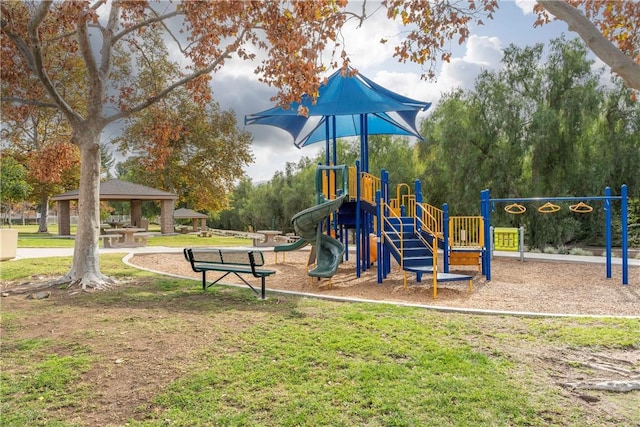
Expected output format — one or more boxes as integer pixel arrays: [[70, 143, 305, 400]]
[[13, 246, 640, 266]]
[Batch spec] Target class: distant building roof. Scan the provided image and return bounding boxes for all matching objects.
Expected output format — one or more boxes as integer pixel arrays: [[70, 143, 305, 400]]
[[51, 179, 178, 201], [173, 208, 208, 219]]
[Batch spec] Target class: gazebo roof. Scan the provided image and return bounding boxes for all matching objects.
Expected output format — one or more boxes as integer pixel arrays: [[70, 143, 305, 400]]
[[173, 208, 208, 219], [51, 179, 178, 201]]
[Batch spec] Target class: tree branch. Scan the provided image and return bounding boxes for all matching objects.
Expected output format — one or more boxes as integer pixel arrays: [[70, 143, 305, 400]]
[[537, 0, 640, 91], [76, 5, 102, 119], [104, 29, 248, 125], [1, 14, 36, 73], [112, 8, 183, 45], [99, 0, 120, 78], [24, 1, 83, 125], [0, 96, 59, 109]]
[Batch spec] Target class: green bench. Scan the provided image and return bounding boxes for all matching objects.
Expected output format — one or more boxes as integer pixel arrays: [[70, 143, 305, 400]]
[[183, 248, 275, 299]]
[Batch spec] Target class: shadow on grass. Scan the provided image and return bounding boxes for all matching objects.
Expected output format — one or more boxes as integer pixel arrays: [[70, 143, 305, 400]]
[[49, 274, 307, 319], [3, 254, 306, 317]]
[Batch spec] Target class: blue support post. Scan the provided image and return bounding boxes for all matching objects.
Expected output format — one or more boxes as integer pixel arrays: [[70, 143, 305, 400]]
[[381, 169, 391, 277], [355, 160, 361, 278], [363, 114, 369, 172], [332, 116, 337, 167], [443, 203, 450, 273], [415, 179, 424, 283], [325, 120, 330, 166], [376, 190, 383, 283], [343, 223, 349, 262], [481, 189, 491, 281], [415, 180, 423, 231], [621, 184, 628, 285], [605, 187, 612, 279]]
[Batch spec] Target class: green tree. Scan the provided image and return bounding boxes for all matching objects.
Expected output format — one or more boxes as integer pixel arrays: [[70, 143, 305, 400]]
[[417, 36, 639, 248], [111, 29, 253, 212], [115, 95, 253, 212], [0, 155, 31, 226], [0, 101, 79, 232], [100, 144, 115, 180]]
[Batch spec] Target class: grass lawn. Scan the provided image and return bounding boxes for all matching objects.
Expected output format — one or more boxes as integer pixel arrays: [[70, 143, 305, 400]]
[[10, 224, 252, 248], [1, 255, 639, 426]]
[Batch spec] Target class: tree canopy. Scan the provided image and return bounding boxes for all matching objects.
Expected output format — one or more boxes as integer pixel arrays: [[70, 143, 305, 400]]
[[1, 1, 358, 289]]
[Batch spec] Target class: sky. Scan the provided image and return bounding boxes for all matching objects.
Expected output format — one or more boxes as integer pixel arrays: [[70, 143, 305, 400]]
[[205, 1, 598, 183]]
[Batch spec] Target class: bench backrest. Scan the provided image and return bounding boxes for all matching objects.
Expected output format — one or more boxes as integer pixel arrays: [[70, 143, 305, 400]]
[[184, 248, 265, 268]]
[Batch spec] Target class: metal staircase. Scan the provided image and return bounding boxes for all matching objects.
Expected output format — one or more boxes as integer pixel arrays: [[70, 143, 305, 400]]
[[317, 163, 482, 297], [380, 207, 473, 299]]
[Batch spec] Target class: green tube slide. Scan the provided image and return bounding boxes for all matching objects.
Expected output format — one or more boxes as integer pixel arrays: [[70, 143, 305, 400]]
[[307, 233, 344, 278], [273, 237, 309, 253], [276, 195, 346, 278]]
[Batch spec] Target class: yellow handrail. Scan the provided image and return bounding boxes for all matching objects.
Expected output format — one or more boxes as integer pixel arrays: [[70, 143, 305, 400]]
[[347, 166, 358, 201], [448, 216, 484, 248], [418, 202, 443, 237], [413, 209, 438, 294], [380, 201, 404, 270], [359, 171, 381, 205]]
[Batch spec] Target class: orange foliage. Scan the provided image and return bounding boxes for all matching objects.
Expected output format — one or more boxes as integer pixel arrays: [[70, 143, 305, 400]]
[[383, 0, 499, 79], [2, 0, 637, 155], [27, 142, 80, 184]]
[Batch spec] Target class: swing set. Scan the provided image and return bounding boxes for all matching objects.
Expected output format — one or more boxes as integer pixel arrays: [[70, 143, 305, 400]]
[[480, 185, 630, 285]]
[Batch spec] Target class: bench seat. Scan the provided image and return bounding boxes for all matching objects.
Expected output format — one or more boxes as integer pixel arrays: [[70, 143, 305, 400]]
[[183, 248, 275, 299]]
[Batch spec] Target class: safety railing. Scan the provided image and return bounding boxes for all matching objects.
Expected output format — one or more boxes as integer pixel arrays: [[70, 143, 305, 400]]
[[388, 183, 412, 216], [418, 202, 443, 238], [380, 201, 404, 269], [319, 164, 350, 202], [347, 166, 358, 201], [414, 212, 438, 283], [360, 171, 381, 205], [448, 216, 484, 249]]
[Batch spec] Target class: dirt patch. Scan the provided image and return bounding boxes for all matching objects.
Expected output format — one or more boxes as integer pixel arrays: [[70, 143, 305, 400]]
[[130, 250, 640, 316]]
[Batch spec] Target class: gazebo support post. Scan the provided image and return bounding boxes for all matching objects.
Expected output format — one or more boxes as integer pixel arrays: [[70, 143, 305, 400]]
[[130, 200, 143, 228], [160, 200, 174, 234], [57, 200, 71, 236]]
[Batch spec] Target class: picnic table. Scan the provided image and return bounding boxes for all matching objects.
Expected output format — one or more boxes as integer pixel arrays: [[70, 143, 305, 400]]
[[254, 230, 282, 247], [104, 227, 147, 247]]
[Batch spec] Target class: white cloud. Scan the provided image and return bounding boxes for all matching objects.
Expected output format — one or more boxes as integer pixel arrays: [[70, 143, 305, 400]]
[[244, 143, 321, 183], [514, 0, 537, 15], [371, 35, 503, 113], [330, 6, 402, 70], [464, 35, 503, 65]]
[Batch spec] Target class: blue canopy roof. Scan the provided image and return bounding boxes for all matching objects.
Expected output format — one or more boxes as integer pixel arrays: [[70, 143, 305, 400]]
[[245, 68, 431, 147]]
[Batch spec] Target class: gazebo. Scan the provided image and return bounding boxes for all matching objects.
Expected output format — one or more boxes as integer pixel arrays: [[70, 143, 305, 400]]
[[51, 179, 178, 235], [173, 207, 208, 232]]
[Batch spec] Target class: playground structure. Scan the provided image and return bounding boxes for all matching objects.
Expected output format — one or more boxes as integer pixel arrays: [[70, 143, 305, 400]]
[[276, 164, 482, 298], [248, 67, 631, 295], [276, 164, 630, 295], [481, 185, 630, 285]]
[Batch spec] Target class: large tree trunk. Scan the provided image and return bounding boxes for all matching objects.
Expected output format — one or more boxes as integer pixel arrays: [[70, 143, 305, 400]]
[[58, 131, 114, 290], [37, 194, 49, 233], [537, 0, 640, 91]]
